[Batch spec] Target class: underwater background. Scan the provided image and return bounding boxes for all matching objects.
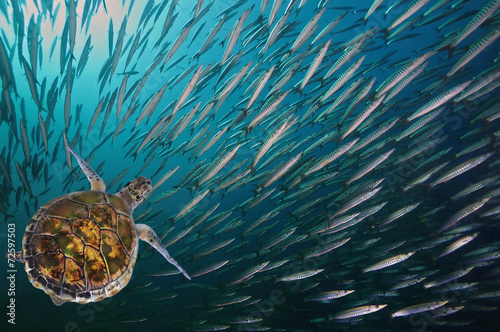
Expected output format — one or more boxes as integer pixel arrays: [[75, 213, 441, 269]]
[[1, 0, 500, 331]]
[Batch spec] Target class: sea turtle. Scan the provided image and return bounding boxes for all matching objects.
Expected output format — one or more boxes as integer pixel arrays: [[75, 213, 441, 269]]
[[10, 147, 190, 306]]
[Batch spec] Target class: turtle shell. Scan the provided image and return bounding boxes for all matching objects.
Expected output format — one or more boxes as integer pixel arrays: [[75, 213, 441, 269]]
[[22, 191, 138, 304]]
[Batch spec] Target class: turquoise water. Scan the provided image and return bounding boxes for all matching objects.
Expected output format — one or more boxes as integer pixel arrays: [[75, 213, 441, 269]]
[[1, 0, 500, 331]]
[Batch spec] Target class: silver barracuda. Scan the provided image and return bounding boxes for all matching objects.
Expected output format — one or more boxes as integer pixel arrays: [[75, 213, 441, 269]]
[[391, 301, 449, 318], [300, 39, 330, 94], [449, 0, 500, 56], [332, 304, 387, 319], [363, 252, 415, 273]]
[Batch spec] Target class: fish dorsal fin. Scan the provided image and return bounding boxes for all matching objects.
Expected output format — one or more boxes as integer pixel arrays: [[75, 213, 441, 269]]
[[67, 147, 106, 192]]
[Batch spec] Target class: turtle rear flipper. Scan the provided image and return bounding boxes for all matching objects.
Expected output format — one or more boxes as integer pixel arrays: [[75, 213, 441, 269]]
[[51, 295, 66, 306], [5, 251, 23, 263], [136, 223, 191, 280]]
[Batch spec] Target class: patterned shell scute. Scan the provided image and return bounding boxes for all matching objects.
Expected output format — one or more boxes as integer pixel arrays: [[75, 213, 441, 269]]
[[84, 246, 109, 290], [44, 198, 88, 219], [72, 218, 101, 249], [70, 191, 107, 205], [117, 214, 135, 254], [34, 252, 66, 287], [23, 191, 137, 298], [105, 194, 131, 215]]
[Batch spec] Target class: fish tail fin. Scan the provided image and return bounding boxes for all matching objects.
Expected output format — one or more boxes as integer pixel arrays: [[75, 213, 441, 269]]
[[240, 207, 247, 217], [241, 107, 248, 119], [13, 89, 20, 100], [448, 45, 455, 59], [431, 255, 438, 265], [356, 267, 365, 280], [153, 39, 161, 50], [221, 188, 230, 199], [382, 28, 389, 42], [354, 17, 368, 26], [258, 14, 264, 25], [298, 252, 306, 265], [396, 187, 406, 196], [238, 229, 246, 240], [426, 183, 435, 194], [478, 118, 492, 132], [188, 184, 197, 196], [401, 117, 410, 128], [416, 183, 434, 194], [243, 126, 250, 136], [2, 213, 15, 223], [320, 211, 331, 227], [177, 275, 189, 284], [386, 314, 395, 327], [335, 134, 343, 146]]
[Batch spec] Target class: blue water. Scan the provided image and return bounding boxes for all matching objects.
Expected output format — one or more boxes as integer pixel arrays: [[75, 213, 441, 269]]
[[1, 0, 500, 331]]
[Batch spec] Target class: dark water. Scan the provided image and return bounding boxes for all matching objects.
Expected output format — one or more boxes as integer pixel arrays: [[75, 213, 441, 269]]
[[1, 0, 500, 331]]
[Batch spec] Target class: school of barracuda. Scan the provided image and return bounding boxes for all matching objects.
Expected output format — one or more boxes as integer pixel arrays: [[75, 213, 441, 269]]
[[1, 0, 500, 331]]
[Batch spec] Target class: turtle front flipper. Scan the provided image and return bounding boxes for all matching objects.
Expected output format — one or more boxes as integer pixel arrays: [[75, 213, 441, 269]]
[[67, 146, 106, 192], [136, 223, 191, 280]]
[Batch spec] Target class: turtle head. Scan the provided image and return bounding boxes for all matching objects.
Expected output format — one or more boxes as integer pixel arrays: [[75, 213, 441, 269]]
[[117, 176, 152, 211]]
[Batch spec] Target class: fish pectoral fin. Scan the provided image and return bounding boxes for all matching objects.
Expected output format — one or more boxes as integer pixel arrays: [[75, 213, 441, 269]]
[[136, 223, 191, 280], [50, 296, 66, 306]]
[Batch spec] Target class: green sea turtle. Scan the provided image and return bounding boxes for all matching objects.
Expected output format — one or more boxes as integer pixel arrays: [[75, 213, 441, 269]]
[[10, 147, 190, 306]]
